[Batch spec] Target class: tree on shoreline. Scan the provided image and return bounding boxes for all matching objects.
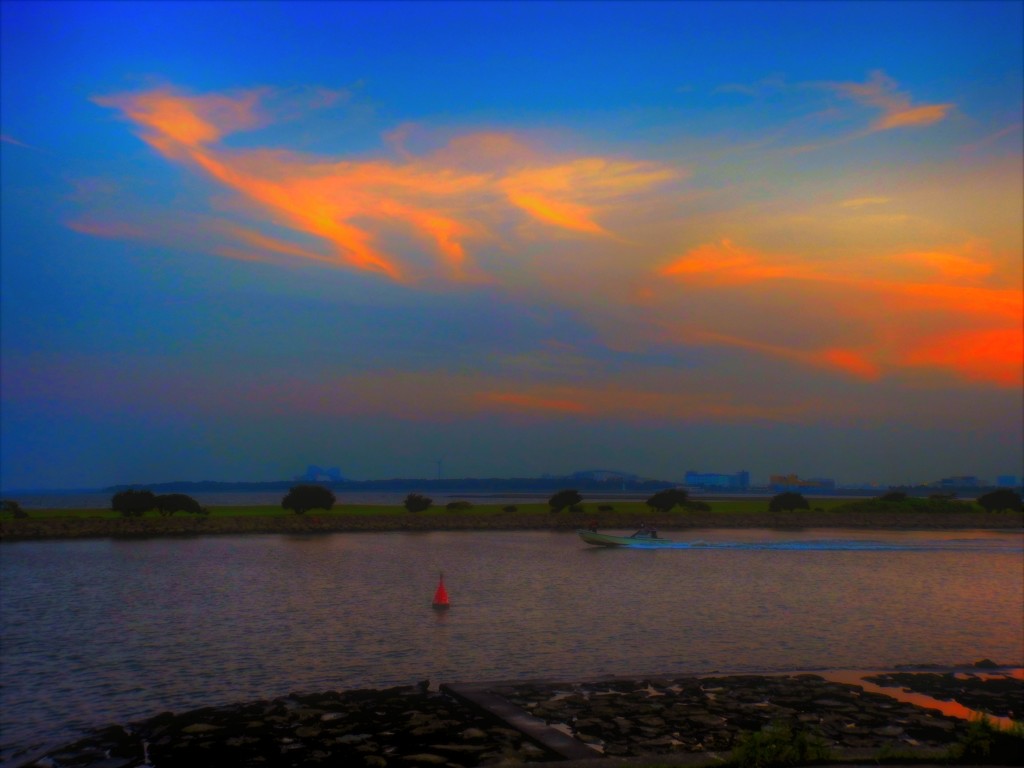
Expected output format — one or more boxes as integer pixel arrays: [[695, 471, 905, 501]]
[[404, 493, 433, 512], [282, 485, 335, 515], [112, 489, 157, 517], [1, 500, 28, 518], [548, 489, 582, 512], [768, 492, 810, 512], [976, 489, 1022, 512], [156, 493, 208, 516], [646, 488, 689, 513]]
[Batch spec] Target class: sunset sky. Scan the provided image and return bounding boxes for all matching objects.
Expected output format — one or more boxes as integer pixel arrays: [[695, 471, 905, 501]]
[[1, 1, 1021, 490]]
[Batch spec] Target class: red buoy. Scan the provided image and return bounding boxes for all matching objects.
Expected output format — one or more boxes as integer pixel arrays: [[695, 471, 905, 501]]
[[432, 572, 450, 610]]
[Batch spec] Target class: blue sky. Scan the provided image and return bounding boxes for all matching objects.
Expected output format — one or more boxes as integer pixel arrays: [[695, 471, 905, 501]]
[[1, 1, 1021, 489]]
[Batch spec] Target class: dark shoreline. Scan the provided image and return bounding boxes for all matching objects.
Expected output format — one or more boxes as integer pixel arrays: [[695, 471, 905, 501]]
[[2, 510, 1022, 541], [16, 667, 1023, 768]]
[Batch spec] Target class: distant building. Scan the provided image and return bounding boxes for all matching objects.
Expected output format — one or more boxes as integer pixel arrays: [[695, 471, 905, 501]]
[[684, 470, 750, 490], [571, 469, 640, 482], [934, 475, 980, 489], [769, 474, 835, 491]]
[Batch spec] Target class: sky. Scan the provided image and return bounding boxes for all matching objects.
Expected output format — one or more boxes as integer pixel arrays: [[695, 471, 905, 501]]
[[1, 1, 1021, 490]]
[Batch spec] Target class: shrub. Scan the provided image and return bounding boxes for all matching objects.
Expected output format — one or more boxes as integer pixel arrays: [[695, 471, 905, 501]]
[[598, 504, 614, 511], [976, 489, 1022, 512], [879, 491, 907, 502], [282, 485, 335, 515], [111, 489, 157, 518], [947, 714, 1024, 764], [1, 500, 28, 518], [548, 489, 582, 512], [832, 497, 970, 514], [502, 505, 517, 513], [569, 503, 584, 513], [445, 500, 473, 511], [729, 721, 831, 768], [155, 493, 206, 516], [646, 487, 689, 513], [768, 492, 809, 512], [404, 493, 433, 512]]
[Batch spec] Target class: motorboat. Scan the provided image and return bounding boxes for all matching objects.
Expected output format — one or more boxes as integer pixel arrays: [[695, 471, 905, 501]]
[[577, 528, 674, 547]]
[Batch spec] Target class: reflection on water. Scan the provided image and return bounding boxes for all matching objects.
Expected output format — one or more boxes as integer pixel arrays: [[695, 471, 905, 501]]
[[1, 529, 1021, 762], [589, 531, 1022, 551], [822, 671, 1021, 730]]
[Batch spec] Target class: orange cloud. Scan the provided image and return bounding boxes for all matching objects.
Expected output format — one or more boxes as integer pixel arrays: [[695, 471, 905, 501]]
[[500, 159, 676, 235], [829, 70, 953, 133], [658, 239, 1022, 386], [94, 86, 675, 282], [875, 104, 953, 131], [819, 349, 882, 381], [840, 196, 891, 208], [214, 222, 333, 264], [888, 248, 993, 281], [95, 87, 265, 146], [474, 383, 818, 422], [904, 328, 1023, 386]]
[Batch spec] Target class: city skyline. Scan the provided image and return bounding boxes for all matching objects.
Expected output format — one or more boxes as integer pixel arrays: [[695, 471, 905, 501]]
[[2, 1, 1021, 490]]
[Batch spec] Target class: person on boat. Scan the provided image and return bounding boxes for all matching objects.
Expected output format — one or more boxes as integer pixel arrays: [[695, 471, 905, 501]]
[[587, 520, 599, 532], [631, 523, 657, 538]]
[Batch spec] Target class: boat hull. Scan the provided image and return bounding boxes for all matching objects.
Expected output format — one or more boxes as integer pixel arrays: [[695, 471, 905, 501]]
[[577, 529, 675, 547]]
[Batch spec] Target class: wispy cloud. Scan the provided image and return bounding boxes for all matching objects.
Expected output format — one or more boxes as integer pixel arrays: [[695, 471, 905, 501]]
[[839, 196, 891, 208], [1, 133, 34, 149], [91, 85, 677, 284], [79, 79, 1023, 422], [657, 239, 1022, 386], [828, 70, 953, 132]]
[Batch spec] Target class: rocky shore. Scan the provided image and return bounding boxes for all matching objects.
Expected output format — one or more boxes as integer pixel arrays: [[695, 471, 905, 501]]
[[2, 509, 1021, 541], [18, 669, 1023, 768]]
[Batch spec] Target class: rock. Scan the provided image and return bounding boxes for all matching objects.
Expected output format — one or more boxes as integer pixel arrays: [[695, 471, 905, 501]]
[[974, 658, 999, 668], [181, 723, 221, 734], [338, 733, 372, 744], [401, 754, 448, 763]]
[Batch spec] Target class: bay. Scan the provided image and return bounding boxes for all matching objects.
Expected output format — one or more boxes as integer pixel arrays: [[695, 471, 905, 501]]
[[1, 528, 1021, 763]]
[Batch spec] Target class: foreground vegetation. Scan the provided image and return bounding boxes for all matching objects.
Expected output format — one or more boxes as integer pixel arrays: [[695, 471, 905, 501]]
[[5, 495, 1019, 521], [1, 489, 1021, 541]]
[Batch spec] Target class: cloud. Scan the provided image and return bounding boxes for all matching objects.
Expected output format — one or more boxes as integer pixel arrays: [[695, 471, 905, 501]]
[[828, 70, 953, 133], [959, 123, 1023, 154], [94, 87, 267, 147], [66, 218, 149, 240], [657, 239, 1022, 386], [1, 133, 34, 149], [839, 196, 891, 208], [79, 80, 1021, 420], [92, 85, 676, 283]]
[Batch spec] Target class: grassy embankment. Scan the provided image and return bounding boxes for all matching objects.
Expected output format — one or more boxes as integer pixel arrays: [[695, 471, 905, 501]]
[[1, 496, 1021, 540]]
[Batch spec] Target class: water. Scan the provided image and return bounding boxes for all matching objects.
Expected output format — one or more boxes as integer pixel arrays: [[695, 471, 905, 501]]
[[1, 529, 1021, 763]]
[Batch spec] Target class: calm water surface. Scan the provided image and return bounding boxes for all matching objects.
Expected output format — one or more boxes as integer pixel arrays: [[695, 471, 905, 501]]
[[1, 529, 1021, 762]]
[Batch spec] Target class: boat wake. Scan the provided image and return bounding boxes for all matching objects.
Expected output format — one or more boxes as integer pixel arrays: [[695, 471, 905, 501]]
[[620, 538, 1021, 552]]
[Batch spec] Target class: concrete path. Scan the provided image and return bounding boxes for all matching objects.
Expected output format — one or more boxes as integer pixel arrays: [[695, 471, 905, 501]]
[[442, 681, 604, 761]]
